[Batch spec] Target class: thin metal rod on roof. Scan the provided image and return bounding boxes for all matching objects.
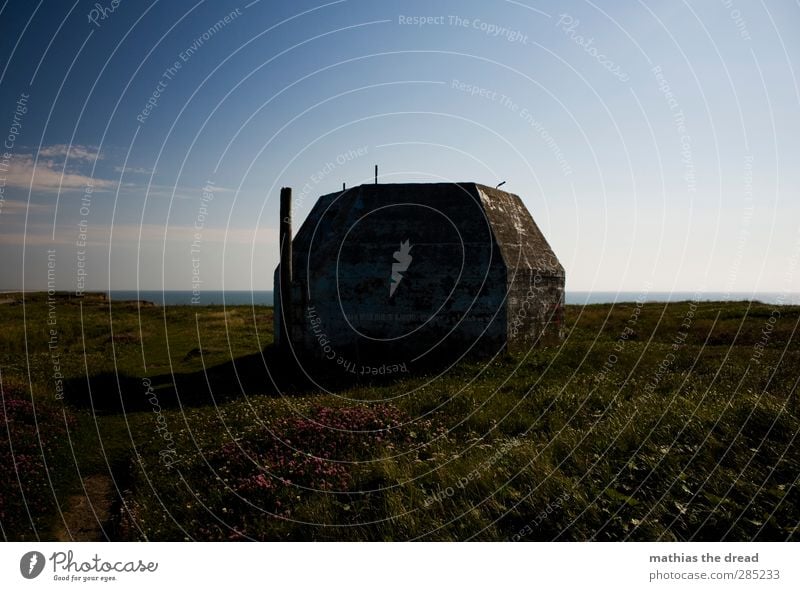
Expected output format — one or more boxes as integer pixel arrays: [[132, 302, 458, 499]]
[[342, 182, 346, 191], [375, 165, 378, 184], [496, 181, 506, 189]]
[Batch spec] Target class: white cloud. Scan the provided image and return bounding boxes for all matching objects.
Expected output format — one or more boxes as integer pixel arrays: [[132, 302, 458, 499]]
[[4, 153, 116, 192], [114, 165, 153, 175], [112, 223, 277, 245], [0, 200, 54, 216], [37, 144, 102, 161], [137, 183, 236, 201], [0, 223, 59, 245], [0, 221, 277, 247]]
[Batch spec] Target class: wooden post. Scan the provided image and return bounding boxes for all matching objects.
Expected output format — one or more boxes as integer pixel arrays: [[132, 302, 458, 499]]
[[279, 187, 292, 349]]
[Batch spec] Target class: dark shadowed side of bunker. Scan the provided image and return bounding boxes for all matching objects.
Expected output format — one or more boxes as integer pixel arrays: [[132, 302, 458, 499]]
[[274, 182, 564, 380]]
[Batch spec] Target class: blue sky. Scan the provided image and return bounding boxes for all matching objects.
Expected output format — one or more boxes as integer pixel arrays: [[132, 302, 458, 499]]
[[1, 0, 798, 295]]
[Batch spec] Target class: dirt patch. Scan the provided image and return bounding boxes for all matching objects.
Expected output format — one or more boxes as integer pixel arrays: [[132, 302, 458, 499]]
[[53, 474, 114, 541]]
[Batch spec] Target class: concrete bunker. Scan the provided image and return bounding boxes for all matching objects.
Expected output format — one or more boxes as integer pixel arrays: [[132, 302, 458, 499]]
[[274, 182, 564, 374]]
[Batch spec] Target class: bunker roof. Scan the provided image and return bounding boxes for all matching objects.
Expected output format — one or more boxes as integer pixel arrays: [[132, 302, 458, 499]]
[[291, 182, 564, 276]]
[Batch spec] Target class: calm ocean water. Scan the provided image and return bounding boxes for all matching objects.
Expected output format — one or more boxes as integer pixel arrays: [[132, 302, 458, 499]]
[[105, 290, 799, 306]]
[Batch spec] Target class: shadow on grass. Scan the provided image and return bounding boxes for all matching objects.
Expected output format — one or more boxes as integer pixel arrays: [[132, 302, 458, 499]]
[[62, 346, 292, 413], [61, 345, 434, 414]]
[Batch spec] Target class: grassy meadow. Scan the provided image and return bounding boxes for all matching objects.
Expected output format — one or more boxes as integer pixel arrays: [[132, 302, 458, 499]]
[[1, 293, 798, 541]]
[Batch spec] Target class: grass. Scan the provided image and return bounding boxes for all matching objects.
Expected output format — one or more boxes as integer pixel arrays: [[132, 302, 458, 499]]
[[0, 293, 798, 541]]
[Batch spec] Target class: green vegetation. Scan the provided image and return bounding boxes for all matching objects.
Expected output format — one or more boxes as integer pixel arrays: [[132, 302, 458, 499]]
[[1, 294, 798, 541]]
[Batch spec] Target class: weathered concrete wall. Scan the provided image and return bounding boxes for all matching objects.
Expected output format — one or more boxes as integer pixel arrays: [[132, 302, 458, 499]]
[[475, 186, 565, 350], [275, 182, 564, 373], [286, 184, 507, 370], [506, 271, 565, 351]]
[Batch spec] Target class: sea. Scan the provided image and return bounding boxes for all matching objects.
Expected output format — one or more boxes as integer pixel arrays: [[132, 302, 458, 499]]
[[105, 290, 799, 306]]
